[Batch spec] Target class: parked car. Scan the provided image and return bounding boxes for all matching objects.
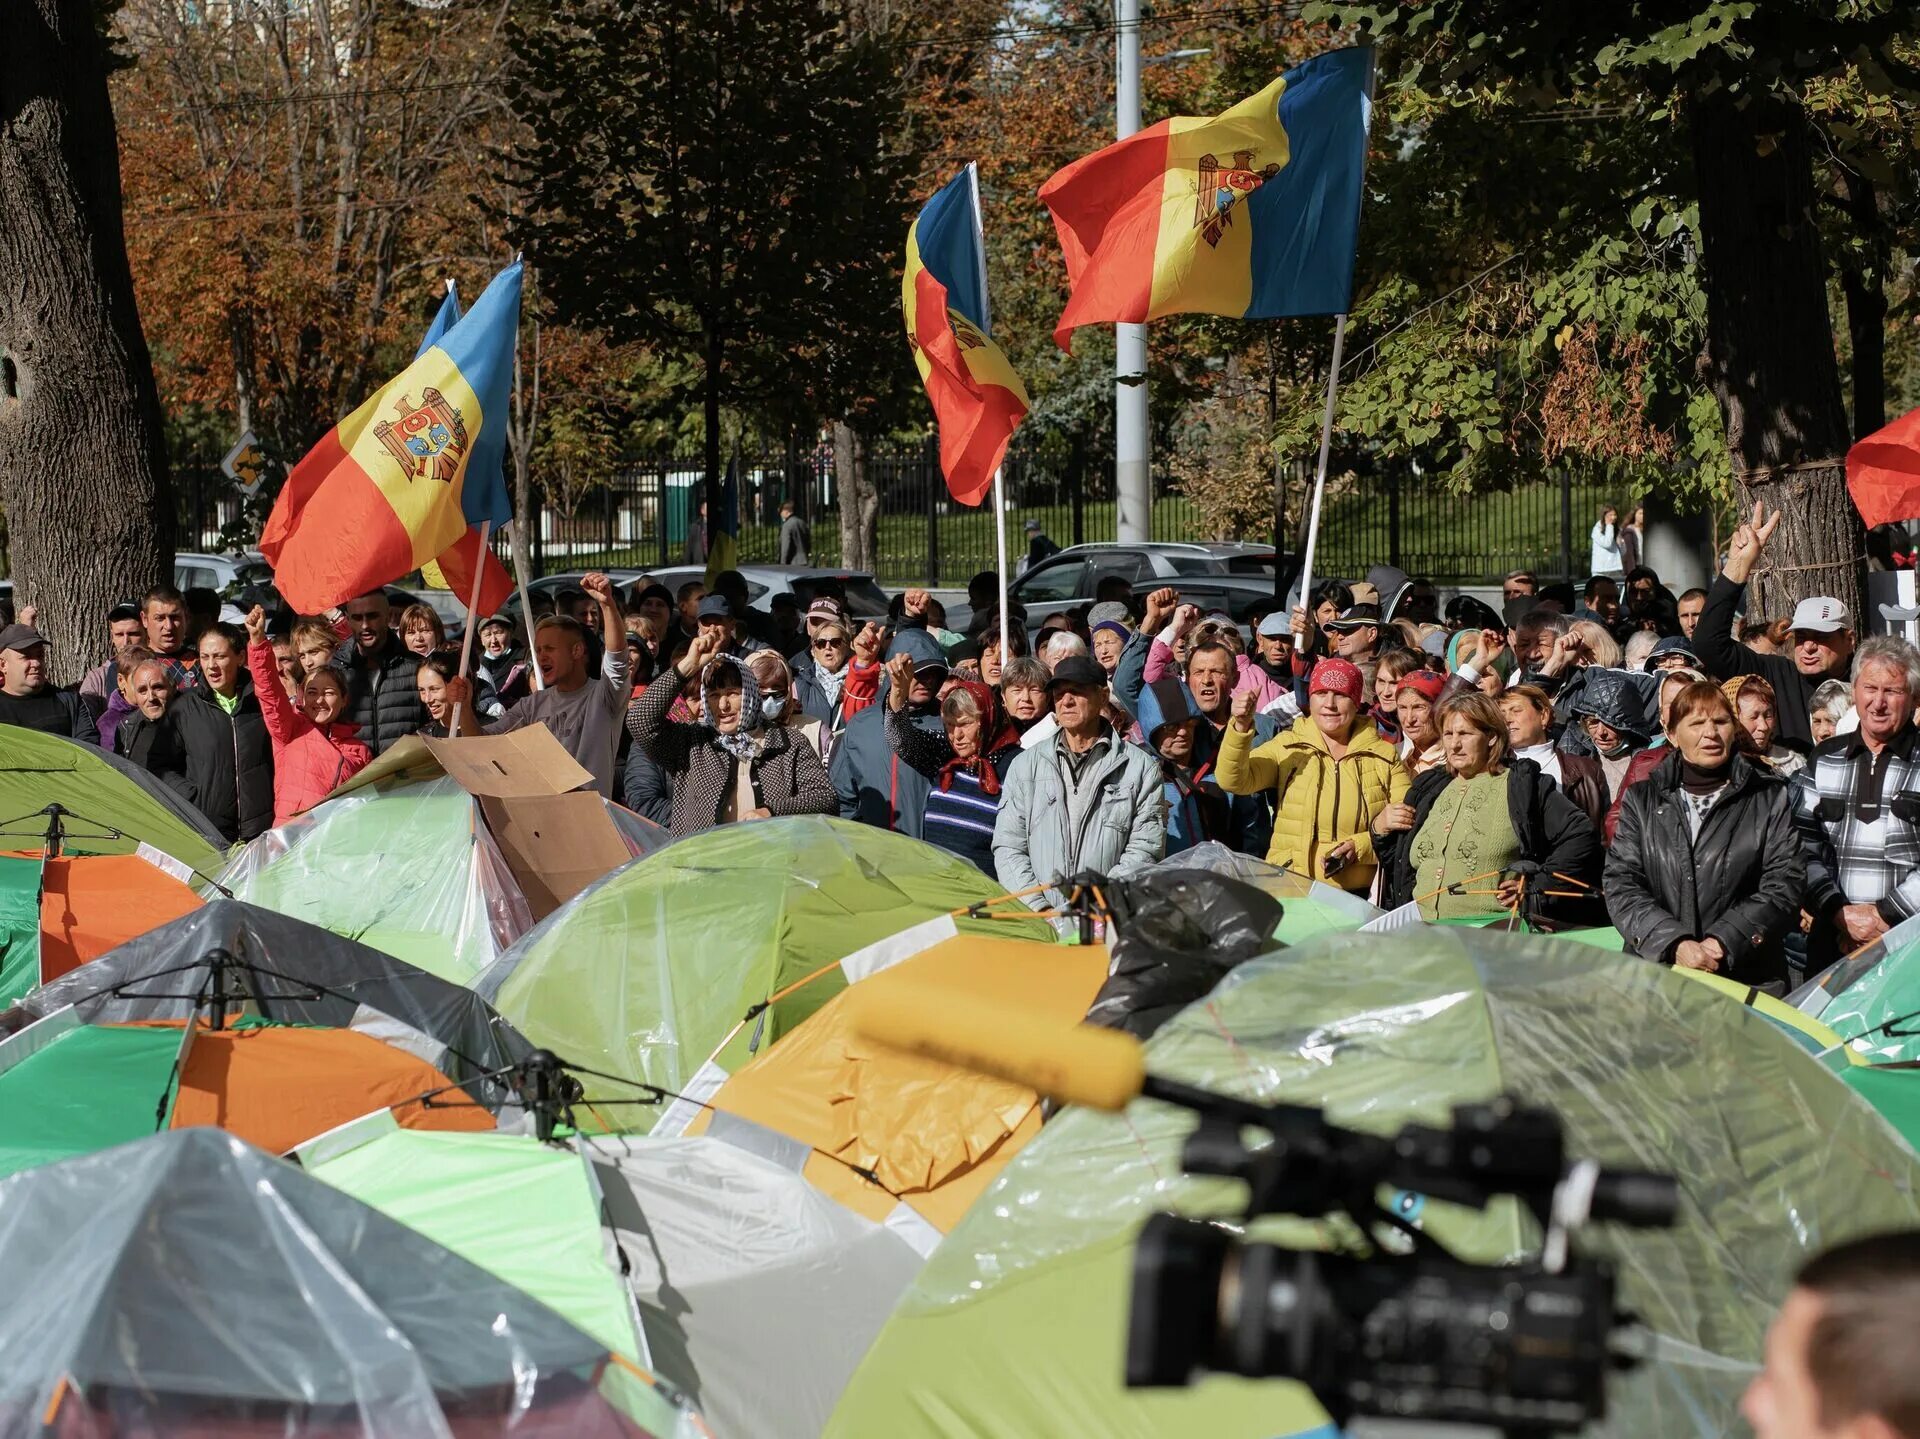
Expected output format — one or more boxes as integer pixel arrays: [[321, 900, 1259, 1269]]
[[1000, 542, 1280, 634], [174, 551, 273, 598]]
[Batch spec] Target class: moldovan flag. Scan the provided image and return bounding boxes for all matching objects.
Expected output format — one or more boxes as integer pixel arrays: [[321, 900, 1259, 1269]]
[[1848, 406, 1920, 529], [903, 165, 1030, 506], [262, 263, 521, 613], [1040, 47, 1373, 351]]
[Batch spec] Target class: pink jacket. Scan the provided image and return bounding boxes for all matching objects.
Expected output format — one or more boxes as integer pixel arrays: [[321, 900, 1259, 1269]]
[[246, 641, 372, 824], [1143, 639, 1288, 711]]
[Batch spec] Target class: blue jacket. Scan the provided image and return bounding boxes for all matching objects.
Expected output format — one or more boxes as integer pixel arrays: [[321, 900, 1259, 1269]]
[[1136, 678, 1276, 857], [828, 628, 947, 838]]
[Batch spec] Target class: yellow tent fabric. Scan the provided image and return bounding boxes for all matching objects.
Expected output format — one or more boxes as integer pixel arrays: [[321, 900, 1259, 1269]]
[[1673, 967, 1859, 1063], [682, 935, 1110, 1232]]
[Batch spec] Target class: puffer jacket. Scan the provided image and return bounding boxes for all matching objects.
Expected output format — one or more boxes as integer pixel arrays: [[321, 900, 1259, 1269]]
[[829, 629, 948, 838], [334, 632, 426, 755], [991, 726, 1166, 911], [1378, 758, 1605, 928], [169, 676, 275, 843], [627, 661, 836, 839], [1605, 751, 1804, 988], [1214, 714, 1407, 893], [246, 641, 370, 824]]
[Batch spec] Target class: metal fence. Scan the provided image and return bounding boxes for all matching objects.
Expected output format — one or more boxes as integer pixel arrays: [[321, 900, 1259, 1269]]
[[167, 441, 1620, 592]]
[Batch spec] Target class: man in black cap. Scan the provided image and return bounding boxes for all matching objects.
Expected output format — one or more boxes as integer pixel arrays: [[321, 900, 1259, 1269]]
[[77, 601, 149, 728], [0, 624, 97, 742], [1322, 603, 1384, 663], [695, 593, 768, 660]]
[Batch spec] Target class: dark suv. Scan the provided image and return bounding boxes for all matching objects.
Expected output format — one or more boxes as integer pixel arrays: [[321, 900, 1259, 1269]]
[[1005, 542, 1279, 632]]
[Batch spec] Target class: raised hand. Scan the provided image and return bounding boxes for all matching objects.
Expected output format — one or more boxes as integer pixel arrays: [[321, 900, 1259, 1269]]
[[581, 572, 616, 607], [1143, 587, 1179, 630], [1724, 501, 1781, 584], [851, 621, 886, 664], [244, 605, 268, 644], [885, 651, 916, 710], [1172, 602, 1201, 638], [1229, 686, 1258, 732], [903, 588, 930, 617]]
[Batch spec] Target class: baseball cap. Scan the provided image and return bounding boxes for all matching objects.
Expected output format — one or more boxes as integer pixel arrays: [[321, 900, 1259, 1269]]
[[1322, 603, 1383, 632], [1046, 655, 1107, 691], [910, 652, 951, 678], [1790, 597, 1850, 634], [480, 613, 513, 631], [1086, 601, 1132, 629], [805, 597, 846, 625], [1023, 518, 1042, 532], [107, 601, 141, 624], [0, 624, 47, 654], [696, 594, 737, 621], [1308, 658, 1363, 701], [1256, 611, 1295, 639]]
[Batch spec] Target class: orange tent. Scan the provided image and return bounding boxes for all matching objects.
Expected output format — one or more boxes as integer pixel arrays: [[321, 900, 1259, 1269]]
[[0, 852, 201, 1002]]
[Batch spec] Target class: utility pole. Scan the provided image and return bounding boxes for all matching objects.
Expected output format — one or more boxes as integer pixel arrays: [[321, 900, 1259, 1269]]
[[1113, 0, 1150, 543]]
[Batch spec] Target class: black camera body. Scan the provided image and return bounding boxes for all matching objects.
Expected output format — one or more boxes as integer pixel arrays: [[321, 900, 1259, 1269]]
[[1124, 1089, 1676, 1436]]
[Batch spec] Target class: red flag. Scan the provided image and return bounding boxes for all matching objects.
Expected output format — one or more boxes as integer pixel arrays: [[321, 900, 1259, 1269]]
[[1848, 406, 1920, 529], [429, 525, 513, 618]]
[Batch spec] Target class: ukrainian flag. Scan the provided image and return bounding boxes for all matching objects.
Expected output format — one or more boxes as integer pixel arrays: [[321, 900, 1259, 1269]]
[[1040, 48, 1373, 350], [903, 166, 1030, 507], [263, 263, 520, 612]]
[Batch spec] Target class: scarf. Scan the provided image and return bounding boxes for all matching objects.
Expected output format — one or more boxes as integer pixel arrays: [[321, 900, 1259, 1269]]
[[936, 680, 1014, 796], [814, 658, 848, 707], [704, 657, 773, 761]]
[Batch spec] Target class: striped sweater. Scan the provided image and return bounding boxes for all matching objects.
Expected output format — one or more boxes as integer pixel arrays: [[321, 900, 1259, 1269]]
[[924, 767, 1003, 876]]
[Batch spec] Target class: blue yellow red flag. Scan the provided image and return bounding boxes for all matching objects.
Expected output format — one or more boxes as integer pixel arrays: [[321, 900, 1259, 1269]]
[[704, 455, 741, 588], [263, 263, 521, 613], [1040, 48, 1373, 350], [417, 280, 461, 358], [903, 165, 1030, 507]]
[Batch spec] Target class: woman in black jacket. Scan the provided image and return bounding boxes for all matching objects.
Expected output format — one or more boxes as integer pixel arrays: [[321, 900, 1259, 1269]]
[[171, 623, 274, 842], [1377, 691, 1604, 928], [1604, 679, 1804, 994]]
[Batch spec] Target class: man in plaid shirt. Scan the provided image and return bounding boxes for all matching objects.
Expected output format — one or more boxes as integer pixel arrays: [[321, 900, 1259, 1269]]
[[1794, 636, 1920, 954]]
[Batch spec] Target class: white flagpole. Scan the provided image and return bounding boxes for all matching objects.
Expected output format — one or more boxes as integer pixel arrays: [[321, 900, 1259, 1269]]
[[966, 161, 1014, 665], [510, 519, 544, 692], [1291, 312, 1347, 645], [449, 519, 491, 737]]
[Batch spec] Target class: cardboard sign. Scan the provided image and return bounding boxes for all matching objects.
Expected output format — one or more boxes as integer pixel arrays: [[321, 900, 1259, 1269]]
[[478, 792, 632, 920], [323, 725, 593, 804]]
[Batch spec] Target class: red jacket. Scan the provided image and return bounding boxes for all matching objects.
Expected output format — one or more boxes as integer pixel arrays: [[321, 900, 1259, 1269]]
[[246, 641, 372, 824]]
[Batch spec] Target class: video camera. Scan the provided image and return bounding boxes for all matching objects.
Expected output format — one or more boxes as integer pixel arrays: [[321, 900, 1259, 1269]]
[[1124, 1088, 1678, 1435]]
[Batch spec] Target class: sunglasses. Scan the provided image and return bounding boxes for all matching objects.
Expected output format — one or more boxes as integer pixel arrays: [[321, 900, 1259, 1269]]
[[813, 636, 848, 650]]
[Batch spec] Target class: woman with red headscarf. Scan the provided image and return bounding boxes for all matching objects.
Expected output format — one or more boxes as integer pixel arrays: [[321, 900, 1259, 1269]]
[[883, 654, 1020, 875]]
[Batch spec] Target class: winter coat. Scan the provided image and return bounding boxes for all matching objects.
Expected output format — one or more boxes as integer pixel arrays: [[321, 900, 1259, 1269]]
[[1135, 677, 1274, 856], [246, 641, 370, 824], [334, 632, 427, 755], [1378, 758, 1605, 928], [117, 710, 196, 804], [628, 661, 836, 839], [1694, 575, 1846, 751], [792, 653, 854, 733], [991, 726, 1166, 911], [1603, 745, 1667, 842], [883, 704, 1017, 875], [828, 629, 949, 837], [1605, 751, 1804, 987], [1553, 750, 1610, 836], [1214, 713, 1407, 893], [169, 677, 275, 843], [620, 739, 675, 827]]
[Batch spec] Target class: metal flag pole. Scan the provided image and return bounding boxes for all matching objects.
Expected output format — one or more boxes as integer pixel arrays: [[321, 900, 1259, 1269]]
[[1291, 312, 1348, 644], [449, 519, 491, 737], [966, 161, 1014, 664], [511, 519, 544, 691]]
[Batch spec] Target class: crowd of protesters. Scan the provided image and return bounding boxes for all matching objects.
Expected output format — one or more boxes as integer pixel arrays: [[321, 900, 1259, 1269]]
[[0, 495, 1913, 983]]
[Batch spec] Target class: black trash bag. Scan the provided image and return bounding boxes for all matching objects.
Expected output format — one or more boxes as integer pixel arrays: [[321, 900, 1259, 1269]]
[[1083, 867, 1285, 1040]]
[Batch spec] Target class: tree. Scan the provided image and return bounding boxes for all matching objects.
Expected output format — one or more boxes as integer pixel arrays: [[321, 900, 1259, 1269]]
[[1313, 0, 1920, 618], [1, 0, 172, 678], [505, 0, 919, 536]]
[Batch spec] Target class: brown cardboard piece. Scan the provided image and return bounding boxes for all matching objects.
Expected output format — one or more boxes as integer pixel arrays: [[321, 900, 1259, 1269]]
[[319, 725, 628, 919]]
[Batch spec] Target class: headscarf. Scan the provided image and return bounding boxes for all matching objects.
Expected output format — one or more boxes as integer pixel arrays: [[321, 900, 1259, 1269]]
[[703, 656, 771, 761], [937, 679, 1015, 797]]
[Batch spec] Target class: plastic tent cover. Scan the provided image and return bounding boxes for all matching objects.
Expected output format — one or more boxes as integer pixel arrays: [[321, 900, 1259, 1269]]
[[303, 1118, 645, 1367], [0, 725, 225, 873], [829, 926, 1920, 1439], [1155, 841, 1379, 944], [477, 817, 1053, 1092], [0, 854, 206, 1007], [1792, 913, 1920, 1063], [211, 776, 535, 985], [0, 1128, 703, 1437], [590, 1134, 925, 1439], [20, 899, 535, 1096]]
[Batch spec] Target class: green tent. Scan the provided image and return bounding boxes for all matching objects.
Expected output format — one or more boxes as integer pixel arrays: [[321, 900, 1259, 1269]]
[[1156, 842, 1380, 944], [829, 926, 1920, 1439], [212, 776, 533, 983], [0, 724, 223, 874], [1792, 914, 1920, 1063], [477, 816, 1052, 1094]]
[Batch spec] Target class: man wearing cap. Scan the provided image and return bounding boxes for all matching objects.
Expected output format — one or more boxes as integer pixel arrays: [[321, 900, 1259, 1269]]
[[830, 626, 949, 836], [0, 625, 97, 743], [77, 602, 149, 726], [1018, 518, 1060, 576], [993, 654, 1164, 914], [693, 593, 767, 661], [1322, 604, 1384, 664], [1696, 502, 1854, 750]]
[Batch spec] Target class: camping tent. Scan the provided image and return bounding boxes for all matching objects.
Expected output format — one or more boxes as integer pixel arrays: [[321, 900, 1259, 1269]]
[[0, 852, 201, 1005], [1156, 841, 1380, 944], [0, 1128, 704, 1436], [829, 926, 1920, 1439], [0, 724, 225, 873], [1792, 913, 1920, 1063], [477, 817, 1053, 1092]]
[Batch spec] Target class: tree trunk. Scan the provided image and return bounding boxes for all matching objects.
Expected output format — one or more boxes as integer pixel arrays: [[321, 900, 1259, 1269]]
[[1836, 170, 1887, 441], [833, 420, 879, 573], [1691, 87, 1861, 622], [0, 0, 172, 680], [703, 320, 722, 558]]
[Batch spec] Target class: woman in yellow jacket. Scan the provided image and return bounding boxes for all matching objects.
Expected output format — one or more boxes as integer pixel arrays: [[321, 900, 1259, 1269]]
[[1215, 657, 1413, 894]]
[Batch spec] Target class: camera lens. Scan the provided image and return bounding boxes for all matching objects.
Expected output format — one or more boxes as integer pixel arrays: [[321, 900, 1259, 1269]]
[[1125, 1214, 1229, 1386]]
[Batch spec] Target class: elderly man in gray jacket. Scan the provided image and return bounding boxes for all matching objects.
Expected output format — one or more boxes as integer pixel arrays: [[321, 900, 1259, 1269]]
[[993, 655, 1165, 915]]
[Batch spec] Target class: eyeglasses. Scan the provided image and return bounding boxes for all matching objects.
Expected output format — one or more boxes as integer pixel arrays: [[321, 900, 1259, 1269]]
[[813, 637, 848, 650]]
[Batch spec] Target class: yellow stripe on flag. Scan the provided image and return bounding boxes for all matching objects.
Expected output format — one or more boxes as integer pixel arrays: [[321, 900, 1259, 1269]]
[[1147, 76, 1292, 321], [337, 347, 484, 567]]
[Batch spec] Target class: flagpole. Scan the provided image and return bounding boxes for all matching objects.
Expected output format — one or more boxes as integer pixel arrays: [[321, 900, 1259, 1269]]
[[966, 162, 1014, 667], [1291, 312, 1347, 645], [449, 518, 491, 737], [511, 518, 544, 692]]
